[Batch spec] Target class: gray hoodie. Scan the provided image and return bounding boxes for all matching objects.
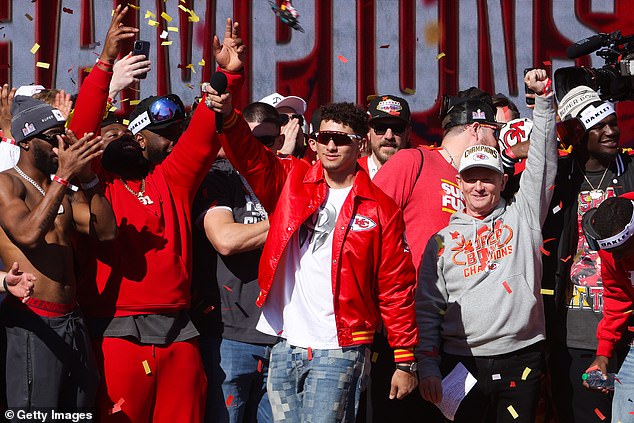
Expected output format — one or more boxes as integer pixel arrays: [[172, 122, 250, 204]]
[[416, 94, 557, 380]]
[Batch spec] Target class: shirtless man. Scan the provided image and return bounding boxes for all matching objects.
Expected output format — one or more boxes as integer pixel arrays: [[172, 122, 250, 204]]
[[0, 93, 117, 409]]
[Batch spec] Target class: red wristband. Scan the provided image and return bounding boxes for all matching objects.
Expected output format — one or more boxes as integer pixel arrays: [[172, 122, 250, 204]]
[[51, 175, 78, 192], [96, 59, 114, 69]]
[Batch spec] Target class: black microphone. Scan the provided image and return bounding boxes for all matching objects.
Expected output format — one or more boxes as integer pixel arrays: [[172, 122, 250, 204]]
[[566, 34, 608, 59], [209, 72, 228, 133]]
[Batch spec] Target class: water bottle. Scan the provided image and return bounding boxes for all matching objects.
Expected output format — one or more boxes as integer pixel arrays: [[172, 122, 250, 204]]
[[582, 370, 616, 390]]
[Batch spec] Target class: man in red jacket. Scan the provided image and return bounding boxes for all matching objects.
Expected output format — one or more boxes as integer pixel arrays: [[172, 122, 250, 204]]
[[582, 192, 634, 423], [215, 97, 418, 421]]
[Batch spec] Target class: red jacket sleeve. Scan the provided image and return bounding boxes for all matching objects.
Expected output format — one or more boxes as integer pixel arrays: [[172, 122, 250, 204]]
[[68, 65, 112, 138], [219, 110, 297, 213], [596, 250, 634, 357], [377, 204, 418, 361]]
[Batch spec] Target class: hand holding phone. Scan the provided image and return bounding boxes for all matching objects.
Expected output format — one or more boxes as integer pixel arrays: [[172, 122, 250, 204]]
[[132, 40, 150, 79]]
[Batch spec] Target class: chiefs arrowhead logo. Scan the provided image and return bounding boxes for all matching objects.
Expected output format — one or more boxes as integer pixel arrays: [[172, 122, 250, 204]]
[[350, 215, 377, 231]]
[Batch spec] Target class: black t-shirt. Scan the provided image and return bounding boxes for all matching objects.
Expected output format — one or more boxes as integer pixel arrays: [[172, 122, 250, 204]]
[[191, 159, 277, 345]]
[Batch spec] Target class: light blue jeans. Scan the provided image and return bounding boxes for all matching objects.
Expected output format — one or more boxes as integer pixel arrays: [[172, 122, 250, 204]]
[[614, 346, 634, 423], [200, 336, 273, 423], [267, 340, 370, 422]]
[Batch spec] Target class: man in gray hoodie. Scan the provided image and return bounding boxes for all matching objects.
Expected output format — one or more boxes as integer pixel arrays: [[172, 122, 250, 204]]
[[415, 69, 557, 422]]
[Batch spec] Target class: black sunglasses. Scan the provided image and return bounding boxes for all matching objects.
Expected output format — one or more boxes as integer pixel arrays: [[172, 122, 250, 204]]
[[38, 130, 66, 145], [316, 131, 362, 146], [278, 113, 304, 127], [370, 121, 408, 135]]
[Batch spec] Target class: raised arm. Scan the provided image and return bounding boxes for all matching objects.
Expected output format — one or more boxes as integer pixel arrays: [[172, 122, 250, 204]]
[[515, 69, 557, 228]]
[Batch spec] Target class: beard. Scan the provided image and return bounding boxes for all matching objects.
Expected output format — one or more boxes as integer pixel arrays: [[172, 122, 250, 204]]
[[101, 134, 151, 180], [33, 147, 58, 175]]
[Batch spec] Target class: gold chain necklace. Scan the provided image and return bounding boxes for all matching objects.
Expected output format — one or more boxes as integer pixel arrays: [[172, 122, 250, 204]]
[[120, 178, 154, 205], [578, 162, 609, 200]]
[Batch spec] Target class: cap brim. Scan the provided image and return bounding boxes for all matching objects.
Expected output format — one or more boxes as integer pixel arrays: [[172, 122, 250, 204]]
[[459, 163, 504, 175], [274, 96, 306, 114]]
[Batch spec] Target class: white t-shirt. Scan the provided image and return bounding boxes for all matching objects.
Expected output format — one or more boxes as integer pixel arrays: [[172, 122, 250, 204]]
[[257, 185, 352, 349]]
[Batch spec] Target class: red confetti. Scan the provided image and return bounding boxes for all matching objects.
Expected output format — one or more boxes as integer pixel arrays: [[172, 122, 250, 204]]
[[337, 55, 348, 63], [595, 408, 606, 420], [560, 255, 572, 262], [223, 285, 233, 292], [109, 398, 125, 415], [629, 326, 634, 332], [548, 185, 556, 191], [63, 7, 74, 14], [308, 347, 313, 361], [503, 281, 512, 294], [379, 44, 390, 48], [510, 381, 516, 388], [203, 305, 215, 314], [543, 238, 556, 244], [628, 411, 634, 414], [543, 60, 552, 66], [540, 246, 550, 256], [257, 359, 263, 373], [226, 394, 234, 407]]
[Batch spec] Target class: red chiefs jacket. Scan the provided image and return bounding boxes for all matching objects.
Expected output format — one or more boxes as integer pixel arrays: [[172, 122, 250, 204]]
[[219, 112, 418, 362], [597, 193, 634, 357]]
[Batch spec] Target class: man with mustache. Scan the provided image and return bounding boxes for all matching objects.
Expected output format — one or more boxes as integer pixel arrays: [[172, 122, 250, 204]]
[[359, 95, 411, 180]]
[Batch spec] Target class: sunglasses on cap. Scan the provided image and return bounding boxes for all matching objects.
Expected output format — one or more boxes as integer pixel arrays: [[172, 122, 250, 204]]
[[149, 94, 186, 124], [278, 113, 304, 127], [316, 131, 363, 146], [370, 121, 408, 135]]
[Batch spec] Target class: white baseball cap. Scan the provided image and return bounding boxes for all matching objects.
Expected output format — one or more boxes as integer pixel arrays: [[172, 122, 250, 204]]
[[259, 92, 307, 115], [15, 84, 45, 97], [459, 144, 504, 174]]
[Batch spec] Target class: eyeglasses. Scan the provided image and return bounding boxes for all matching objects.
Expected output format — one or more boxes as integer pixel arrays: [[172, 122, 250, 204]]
[[149, 94, 186, 124], [278, 113, 304, 127], [370, 121, 408, 135], [38, 129, 66, 145], [316, 131, 363, 146], [255, 134, 279, 148]]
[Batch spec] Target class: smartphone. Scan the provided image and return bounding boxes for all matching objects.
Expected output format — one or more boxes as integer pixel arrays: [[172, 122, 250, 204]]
[[132, 40, 150, 79], [524, 68, 536, 105]]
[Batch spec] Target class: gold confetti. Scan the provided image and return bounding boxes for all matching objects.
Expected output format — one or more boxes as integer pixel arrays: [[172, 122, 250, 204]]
[[161, 41, 173, 46], [186, 63, 196, 73], [142, 360, 151, 375], [188, 11, 200, 23], [371, 352, 379, 363], [507, 405, 519, 419], [161, 12, 172, 22], [185, 84, 194, 89], [148, 20, 159, 27], [130, 100, 141, 106], [540, 289, 554, 295], [404, 88, 415, 95], [30, 43, 40, 54], [109, 106, 117, 112], [144, 11, 156, 19], [167, 26, 179, 32], [177, 5, 189, 13], [127, 3, 140, 10], [25, 13, 33, 21], [521, 367, 531, 380], [198, 59, 206, 66], [436, 52, 446, 60], [122, 119, 130, 125], [36, 62, 50, 69]]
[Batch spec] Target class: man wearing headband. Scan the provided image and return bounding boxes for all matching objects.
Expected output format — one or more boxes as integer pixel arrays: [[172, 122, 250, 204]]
[[416, 69, 556, 422], [540, 85, 633, 422], [216, 96, 418, 421], [67, 17, 246, 422], [580, 193, 634, 423]]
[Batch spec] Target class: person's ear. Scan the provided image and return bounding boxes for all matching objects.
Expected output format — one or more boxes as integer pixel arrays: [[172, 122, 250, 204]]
[[308, 137, 317, 153], [357, 137, 368, 157], [135, 133, 146, 150], [501, 173, 509, 191], [19, 141, 30, 151]]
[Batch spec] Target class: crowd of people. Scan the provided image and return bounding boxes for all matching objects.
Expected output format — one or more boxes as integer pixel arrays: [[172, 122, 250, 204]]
[[0, 4, 633, 423]]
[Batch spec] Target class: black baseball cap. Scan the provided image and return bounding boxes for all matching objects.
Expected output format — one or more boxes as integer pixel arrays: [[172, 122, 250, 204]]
[[367, 95, 411, 123], [128, 94, 186, 135]]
